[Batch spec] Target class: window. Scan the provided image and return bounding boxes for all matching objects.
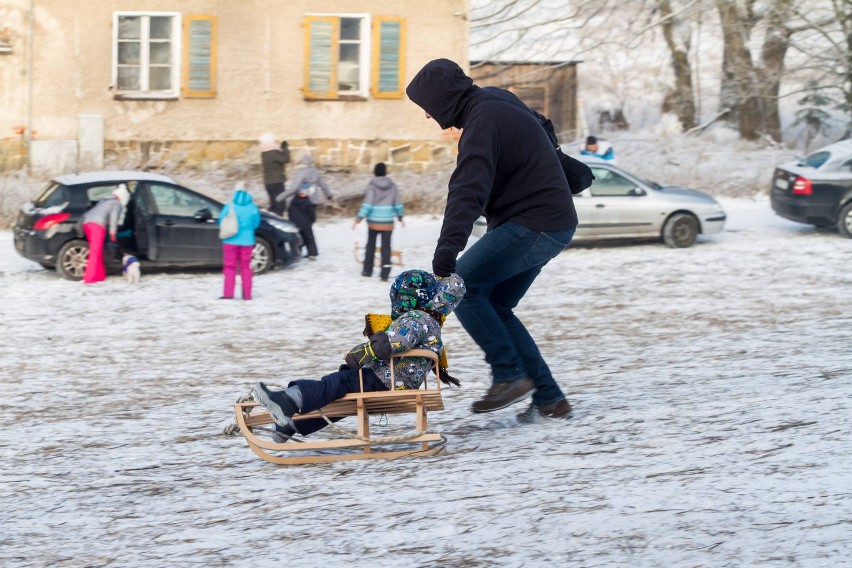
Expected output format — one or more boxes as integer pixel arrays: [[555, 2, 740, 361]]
[[589, 168, 641, 197], [183, 15, 217, 98], [33, 182, 67, 208], [113, 12, 181, 98], [148, 184, 220, 217], [304, 14, 405, 100]]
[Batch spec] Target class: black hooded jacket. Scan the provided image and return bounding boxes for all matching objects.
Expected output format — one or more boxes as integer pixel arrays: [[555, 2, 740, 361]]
[[406, 59, 578, 274]]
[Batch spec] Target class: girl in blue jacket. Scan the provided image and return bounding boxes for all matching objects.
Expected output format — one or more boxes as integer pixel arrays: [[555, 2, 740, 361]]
[[219, 184, 261, 300]]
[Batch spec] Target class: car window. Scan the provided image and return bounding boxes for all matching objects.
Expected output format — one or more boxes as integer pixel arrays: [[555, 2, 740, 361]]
[[589, 168, 641, 197], [148, 183, 221, 217], [87, 184, 122, 205], [33, 182, 69, 207], [798, 151, 829, 169]]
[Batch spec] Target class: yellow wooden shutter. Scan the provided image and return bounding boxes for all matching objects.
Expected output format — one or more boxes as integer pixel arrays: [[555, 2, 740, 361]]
[[371, 16, 405, 99], [304, 16, 339, 100], [182, 15, 217, 98]]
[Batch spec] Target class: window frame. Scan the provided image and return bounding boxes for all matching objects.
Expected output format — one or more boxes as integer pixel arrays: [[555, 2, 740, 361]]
[[112, 11, 182, 100], [303, 13, 374, 101]]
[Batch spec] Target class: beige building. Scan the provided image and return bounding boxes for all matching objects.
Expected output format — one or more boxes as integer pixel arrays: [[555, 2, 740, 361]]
[[0, 0, 469, 174]]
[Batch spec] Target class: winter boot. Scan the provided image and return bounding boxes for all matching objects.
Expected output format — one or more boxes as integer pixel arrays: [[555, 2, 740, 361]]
[[471, 376, 535, 413], [517, 399, 574, 424], [253, 382, 300, 430]]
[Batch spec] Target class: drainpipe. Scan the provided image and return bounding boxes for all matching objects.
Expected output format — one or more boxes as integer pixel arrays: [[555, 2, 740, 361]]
[[26, 0, 34, 172]]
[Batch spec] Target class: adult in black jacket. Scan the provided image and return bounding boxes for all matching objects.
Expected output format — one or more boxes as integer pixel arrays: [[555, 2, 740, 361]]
[[406, 58, 578, 420], [259, 133, 290, 216]]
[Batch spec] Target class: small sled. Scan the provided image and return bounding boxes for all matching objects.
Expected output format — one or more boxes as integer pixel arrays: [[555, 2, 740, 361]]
[[353, 241, 404, 267], [232, 349, 446, 465]]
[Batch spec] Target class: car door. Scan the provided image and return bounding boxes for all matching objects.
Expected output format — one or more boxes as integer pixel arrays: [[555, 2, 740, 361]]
[[585, 166, 659, 237], [128, 184, 158, 259], [143, 182, 223, 262]]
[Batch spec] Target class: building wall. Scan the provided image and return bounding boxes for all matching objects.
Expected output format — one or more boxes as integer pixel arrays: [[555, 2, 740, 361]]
[[0, 0, 469, 173]]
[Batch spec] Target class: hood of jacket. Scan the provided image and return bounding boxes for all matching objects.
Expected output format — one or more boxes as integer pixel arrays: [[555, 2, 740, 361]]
[[297, 155, 315, 167], [405, 59, 476, 130], [389, 270, 466, 319], [232, 189, 254, 206], [369, 177, 395, 191]]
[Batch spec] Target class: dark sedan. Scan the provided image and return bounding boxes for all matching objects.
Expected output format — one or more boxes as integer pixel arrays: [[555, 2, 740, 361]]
[[14, 171, 302, 279], [770, 139, 852, 238]]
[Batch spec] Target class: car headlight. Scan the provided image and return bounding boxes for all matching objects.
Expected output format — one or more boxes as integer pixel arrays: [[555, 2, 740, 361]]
[[267, 218, 300, 234]]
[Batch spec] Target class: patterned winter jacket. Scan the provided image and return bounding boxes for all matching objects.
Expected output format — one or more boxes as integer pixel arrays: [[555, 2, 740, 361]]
[[358, 273, 465, 390]]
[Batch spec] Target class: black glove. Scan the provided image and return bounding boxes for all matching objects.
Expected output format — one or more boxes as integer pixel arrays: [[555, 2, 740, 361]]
[[432, 249, 456, 277], [345, 342, 376, 368], [344, 333, 392, 368]]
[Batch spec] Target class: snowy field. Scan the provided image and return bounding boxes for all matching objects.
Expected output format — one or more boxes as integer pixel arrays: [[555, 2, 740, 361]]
[[1, 198, 850, 567]]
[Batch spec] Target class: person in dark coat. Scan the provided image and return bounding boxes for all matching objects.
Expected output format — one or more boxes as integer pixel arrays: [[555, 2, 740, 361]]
[[279, 154, 334, 259], [252, 270, 466, 440], [259, 132, 290, 216], [406, 58, 578, 422]]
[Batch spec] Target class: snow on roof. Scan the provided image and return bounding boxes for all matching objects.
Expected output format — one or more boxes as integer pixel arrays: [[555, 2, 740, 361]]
[[53, 170, 177, 185]]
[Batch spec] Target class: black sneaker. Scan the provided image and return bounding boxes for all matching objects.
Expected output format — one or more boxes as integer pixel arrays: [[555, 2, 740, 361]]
[[517, 399, 574, 423], [471, 376, 535, 413], [253, 382, 299, 429]]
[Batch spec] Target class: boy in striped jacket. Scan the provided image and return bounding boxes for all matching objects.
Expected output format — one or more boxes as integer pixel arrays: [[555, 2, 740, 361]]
[[353, 163, 405, 281]]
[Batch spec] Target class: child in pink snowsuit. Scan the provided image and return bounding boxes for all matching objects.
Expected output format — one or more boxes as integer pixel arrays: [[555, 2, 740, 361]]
[[219, 184, 261, 300], [82, 184, 130, 284]]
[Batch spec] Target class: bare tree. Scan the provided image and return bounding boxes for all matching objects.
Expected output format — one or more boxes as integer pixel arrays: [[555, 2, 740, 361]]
[[659, 0, 698, 130], [470, 0, 847, 142], [787, 0, 852, 138]]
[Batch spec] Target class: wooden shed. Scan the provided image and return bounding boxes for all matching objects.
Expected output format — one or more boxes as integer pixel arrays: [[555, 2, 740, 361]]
[[470, 61, 580, 141]]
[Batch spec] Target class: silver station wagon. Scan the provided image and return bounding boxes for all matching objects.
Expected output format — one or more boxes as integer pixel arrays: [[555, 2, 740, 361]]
[[473, 156, 727, 248]]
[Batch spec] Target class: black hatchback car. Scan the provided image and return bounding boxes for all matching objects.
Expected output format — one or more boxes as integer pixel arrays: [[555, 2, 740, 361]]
[[14, 171, 302, 279], [770, 139, 852, 238]]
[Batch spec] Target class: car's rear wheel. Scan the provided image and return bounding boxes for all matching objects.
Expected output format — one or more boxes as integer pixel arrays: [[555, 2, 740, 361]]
[[662, 213, 699, 248], [251, 237, 273, 274], [838, 202, 852, 239], [56, 239, 89, 280]]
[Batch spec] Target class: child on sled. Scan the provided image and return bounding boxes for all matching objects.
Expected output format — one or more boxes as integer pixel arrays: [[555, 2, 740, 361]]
[[253, 269, 466, 440]]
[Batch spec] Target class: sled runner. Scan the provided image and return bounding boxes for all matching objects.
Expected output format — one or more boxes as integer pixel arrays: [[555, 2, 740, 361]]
[[232, 349, 447, 465], [353, 241, 403, 267]]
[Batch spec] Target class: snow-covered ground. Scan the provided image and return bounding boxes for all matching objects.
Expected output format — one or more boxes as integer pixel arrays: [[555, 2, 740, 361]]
[[1, 198, 850, 567]]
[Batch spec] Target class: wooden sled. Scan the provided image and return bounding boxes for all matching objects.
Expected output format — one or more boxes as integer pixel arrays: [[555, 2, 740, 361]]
[[353, 241, 403, 267], [233, 349, 446, 465]]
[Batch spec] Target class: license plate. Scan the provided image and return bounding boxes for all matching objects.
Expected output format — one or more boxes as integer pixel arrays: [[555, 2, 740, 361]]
[[774, 177, 789, 190]]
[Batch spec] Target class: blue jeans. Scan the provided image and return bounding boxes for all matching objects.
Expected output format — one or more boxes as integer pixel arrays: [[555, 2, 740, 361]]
[[455, 222, 575, 406]]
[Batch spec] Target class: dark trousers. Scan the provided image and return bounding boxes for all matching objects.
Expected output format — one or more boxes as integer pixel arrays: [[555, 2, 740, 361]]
[[288, 197, 318, 257], [299, 228, 318, 257], [363, 228, 392, 279], [265, 183, 286, 216], [289, 368, 387, 435]]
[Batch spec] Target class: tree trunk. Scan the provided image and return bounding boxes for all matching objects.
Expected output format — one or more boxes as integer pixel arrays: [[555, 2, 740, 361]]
[[842, 0, 852, 137], [716, 0, 762, 140], [659, 0, 697, 130], [757, 0, 793, 142]]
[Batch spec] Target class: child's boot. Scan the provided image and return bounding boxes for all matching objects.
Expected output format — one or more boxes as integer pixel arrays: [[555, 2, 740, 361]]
[[253, 382, 300, 429]]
